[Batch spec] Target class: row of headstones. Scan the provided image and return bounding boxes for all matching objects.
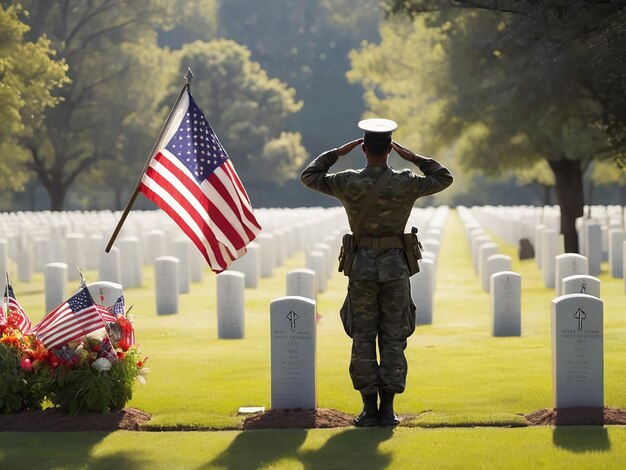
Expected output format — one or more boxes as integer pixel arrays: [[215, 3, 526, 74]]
[[470, 205, 626, 295], [471, 205, 626, 282], [271, 285, 604, 410], [0, 207, 346, 283], [180, 205, 451, 338], [458, 206, 521, 337], [459, 206, 606, 408]]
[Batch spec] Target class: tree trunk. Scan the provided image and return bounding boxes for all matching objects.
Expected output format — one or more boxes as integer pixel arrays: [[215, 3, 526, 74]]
[[548, 159, 584, 253], [47, 185, 67, 211], [621, 185, 626, 205]]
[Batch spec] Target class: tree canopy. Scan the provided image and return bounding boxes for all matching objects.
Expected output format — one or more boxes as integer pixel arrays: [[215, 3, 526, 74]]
[[350, 1, 626, 251], [0, 4, 68, 193]]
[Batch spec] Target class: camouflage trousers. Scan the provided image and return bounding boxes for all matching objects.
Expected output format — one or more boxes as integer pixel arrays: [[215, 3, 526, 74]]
[[340, 278, 416, 395]]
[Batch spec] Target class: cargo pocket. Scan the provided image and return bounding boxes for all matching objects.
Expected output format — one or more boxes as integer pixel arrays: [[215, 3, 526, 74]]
[[339, 286, 353, 338], [403, 297, 417, 338], [402, 282, 417, 338]]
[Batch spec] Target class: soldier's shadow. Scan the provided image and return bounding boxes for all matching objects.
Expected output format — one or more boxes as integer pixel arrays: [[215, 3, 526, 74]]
[[205, 428, 308, 470], [299, 427, 394, 469], [553, 426, 611, 453]]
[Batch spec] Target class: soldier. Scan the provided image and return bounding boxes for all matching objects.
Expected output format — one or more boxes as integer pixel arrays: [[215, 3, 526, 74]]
[[300, 119, 453, 427]]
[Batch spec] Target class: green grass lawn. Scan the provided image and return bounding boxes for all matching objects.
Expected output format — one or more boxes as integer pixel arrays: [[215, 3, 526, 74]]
[[3, 208, 626, 468]]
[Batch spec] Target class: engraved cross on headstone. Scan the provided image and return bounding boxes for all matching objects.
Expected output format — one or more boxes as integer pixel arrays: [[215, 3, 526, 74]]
[[286, 310, 299, 331], [574, 308, 587, 331]]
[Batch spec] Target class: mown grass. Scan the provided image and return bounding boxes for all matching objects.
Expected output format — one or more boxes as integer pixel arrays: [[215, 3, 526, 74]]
[[3, 208, 626, 468]]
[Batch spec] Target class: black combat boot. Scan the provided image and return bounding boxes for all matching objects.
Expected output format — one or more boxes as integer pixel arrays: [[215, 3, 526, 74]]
[[378, 390, 400, 427], [354, 392, 379, 427]]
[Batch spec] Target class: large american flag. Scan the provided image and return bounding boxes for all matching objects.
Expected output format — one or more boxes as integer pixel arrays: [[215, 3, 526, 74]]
[[32, 287, 108, 349], [4, 284, 32, 334], [139, 90, 262, 273]]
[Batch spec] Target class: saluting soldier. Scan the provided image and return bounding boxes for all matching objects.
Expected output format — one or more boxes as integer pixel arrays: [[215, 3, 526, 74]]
[[300, 119, 453, 427]]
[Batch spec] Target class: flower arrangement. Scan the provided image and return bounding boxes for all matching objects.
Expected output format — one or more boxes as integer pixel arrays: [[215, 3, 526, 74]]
[[0, 313, 50, 412], [46, 315, 149, 414], [0, 312, 149, 414]]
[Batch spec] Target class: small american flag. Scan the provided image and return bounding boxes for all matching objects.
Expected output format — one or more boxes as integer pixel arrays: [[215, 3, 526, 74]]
[[32, 288, 107, 349], [4, 284, 32, 334], [139, 90, 261, 273], [108, 295, 125, 317]]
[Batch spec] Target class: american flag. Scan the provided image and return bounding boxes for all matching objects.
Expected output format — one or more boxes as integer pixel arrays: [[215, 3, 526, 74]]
[[139, 90, 262, 273], [108, 295, 125, 317], [4, 284, 32, 334], [32, 287, 108, 349]]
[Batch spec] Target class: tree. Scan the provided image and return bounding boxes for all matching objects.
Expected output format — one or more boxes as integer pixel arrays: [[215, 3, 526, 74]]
[[351, 1, 625, 251], [0, 4, 68, 192], [8, 0, 217, 210], [218, 0, 382, 155], [169, 39, 307, 202]]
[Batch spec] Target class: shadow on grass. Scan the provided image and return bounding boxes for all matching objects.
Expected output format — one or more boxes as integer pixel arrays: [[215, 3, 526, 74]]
[[0, 432, 147, 468], [300, 427, 394, 469], [553, 426, 611, 453], [206, 429, 308, 470]]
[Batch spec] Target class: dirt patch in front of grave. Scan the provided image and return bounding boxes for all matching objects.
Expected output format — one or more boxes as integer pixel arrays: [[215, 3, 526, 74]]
[[0, 407, 151, 432], [526, 407, 626, 426], [242, 408, 354, 429]]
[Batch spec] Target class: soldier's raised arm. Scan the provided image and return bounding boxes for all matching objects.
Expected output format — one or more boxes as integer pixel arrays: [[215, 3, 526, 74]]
[[392, 141, 453, 197], [300, 138, 363, 196]]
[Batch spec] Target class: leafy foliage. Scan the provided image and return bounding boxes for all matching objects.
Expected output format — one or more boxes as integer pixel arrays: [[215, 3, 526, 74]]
[[0, 324, 49, 413], [48, 347, 143, 414], [0, 4, 68, 192], [170, 39, 307, 190]]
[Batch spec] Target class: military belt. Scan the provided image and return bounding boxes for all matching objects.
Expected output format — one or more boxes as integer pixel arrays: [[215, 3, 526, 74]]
[[356, 236, 404, 249]]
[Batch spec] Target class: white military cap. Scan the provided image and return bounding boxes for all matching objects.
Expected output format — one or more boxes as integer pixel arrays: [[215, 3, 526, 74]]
[[357, 118, 398, 133]]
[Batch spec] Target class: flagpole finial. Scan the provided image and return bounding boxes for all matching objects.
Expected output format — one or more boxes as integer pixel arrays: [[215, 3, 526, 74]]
[[184, 67, 194, 86], [77, 266, 87, 288]]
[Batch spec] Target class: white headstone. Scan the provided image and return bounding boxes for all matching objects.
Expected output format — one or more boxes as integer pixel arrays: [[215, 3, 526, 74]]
[[99, 246, 122, 284], [551, 294, 603, 408], [608, 229, 626, 278], [44, 262, 68, 313], [270, 296, 316, 409], [555, 254, 588, 296], [286, 269, 317, 301], [154, 256, 179, 315], [229, 242, 260, 288], [190, 250, 204, 283], [541, 229, 564, 288], [256, 233, 276, 278], [483, 254, 511, 293], [17, 246, 32, 283], [562, 275, 601, 299], [146, 230, 166, 265], [411, 258, 434, 325], [118, 236, 143, 288], [64, 233, 85, 281], [471, 235, 491, 274], [307, 251, 327, 293], [584, 222, 602, 276], [87, 281, 124, 310], [174, 238, 191, 294], [491, 271, 521, 337], [217, 271, 245, 339], [478, 242, 499, 287], [534, 224, 545, 269], [86, 234, 103, 270]]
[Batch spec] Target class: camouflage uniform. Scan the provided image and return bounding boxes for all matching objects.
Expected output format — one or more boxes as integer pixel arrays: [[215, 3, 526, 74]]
[[300, 149, 453, 394]]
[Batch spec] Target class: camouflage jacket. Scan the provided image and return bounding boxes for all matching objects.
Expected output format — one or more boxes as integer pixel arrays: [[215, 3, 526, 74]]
[[300, 149, 453, 281]]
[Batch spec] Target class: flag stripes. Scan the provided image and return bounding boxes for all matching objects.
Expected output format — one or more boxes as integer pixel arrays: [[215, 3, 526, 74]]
[[137, 90, 261, 273]]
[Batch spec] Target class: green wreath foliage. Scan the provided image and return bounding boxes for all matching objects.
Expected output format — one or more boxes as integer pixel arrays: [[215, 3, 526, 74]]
[[0, 343, 49, 413]]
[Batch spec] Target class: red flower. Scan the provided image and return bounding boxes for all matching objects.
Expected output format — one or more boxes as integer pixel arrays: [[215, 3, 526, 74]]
[[117, 338, 130, 351], [20, 358, 32, 371], [117, 351, 125, 360]]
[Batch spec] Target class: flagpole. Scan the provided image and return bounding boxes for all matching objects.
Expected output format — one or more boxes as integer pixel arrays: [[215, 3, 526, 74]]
[[105, 68, 195, 253]]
